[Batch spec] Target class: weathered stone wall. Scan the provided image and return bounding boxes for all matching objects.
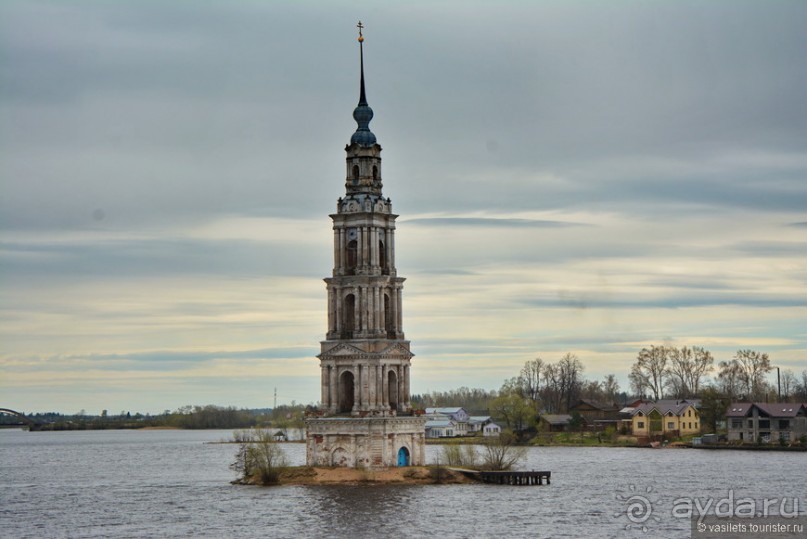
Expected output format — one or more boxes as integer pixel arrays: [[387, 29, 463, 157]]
[[306, 416, 426, 468]]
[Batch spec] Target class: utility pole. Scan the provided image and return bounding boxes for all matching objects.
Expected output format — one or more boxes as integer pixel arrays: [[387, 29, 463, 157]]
[[776, 367, 781, 401], [274, 387, 277, 410]]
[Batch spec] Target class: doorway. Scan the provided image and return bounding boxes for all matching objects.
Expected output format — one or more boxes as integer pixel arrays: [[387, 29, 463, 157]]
[[396, 446, 410, 467]]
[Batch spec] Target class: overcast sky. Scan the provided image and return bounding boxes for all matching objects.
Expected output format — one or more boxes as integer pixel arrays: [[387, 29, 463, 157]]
[[2, 1, 806, 415]]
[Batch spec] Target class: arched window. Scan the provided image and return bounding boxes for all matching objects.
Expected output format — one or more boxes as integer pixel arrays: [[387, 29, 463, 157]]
[[372, 165, 378, 182], [379, 240, 387, 273], [351, 165, 359, 184], [384, 293, 393, 338], [339, 371, 355, 413], [388, 370, 398, 411], [346, 240, 357, 274], [343, 294, 355, 338]]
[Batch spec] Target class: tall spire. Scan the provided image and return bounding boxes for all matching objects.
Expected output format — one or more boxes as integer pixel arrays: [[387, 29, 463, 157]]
[[358, 21, 368, 106], [351, 21, 377, 146]]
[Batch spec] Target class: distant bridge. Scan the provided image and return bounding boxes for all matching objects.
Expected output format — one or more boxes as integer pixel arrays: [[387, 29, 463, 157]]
[[0, 408, 36, 426]]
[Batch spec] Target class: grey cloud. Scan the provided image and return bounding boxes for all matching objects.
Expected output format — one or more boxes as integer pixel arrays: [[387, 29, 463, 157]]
[[0, 238, 329, 280], [514, 294, 807, 310], [729, 241, 807, 257], [404, 217, 586, 228]]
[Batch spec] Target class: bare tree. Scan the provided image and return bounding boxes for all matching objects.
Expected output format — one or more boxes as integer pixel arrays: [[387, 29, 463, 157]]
[[602, 374, 621, 404], [733, 349, 772, 400], [779, 369, 797, 401], [579, 379, 604, 402], [557, 353, 584, 412], [480, 431, 527, 471], [630, 345, 669, 400], [716, 359, 744, 401], [666, 346, 714, 398], [518, 357, 544, 406], [540, 362, 561, 413], [795, 370, 807, 402]]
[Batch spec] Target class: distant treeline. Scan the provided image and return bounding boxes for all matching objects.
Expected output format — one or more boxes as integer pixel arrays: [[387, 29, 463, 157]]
[[5, 404, 307, 431]]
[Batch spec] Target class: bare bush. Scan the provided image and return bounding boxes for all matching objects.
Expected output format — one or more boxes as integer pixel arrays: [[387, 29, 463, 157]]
[[440, 442, 479, 468], [231, 429, 289, 485], [481, 432, 527, 471]]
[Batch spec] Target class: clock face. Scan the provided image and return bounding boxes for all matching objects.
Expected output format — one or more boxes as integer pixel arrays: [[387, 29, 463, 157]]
[[347, 228, 358, 241]]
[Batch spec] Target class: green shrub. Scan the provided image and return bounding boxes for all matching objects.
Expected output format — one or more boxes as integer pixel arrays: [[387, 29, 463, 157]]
[[231, 429, 289, 485]]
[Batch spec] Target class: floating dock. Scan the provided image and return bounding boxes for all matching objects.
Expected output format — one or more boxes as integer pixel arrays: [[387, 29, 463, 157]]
[[450, 468, 551, 485]]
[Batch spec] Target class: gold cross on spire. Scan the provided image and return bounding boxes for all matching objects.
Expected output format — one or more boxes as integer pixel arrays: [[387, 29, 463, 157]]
[[357, 21, 364, 42]]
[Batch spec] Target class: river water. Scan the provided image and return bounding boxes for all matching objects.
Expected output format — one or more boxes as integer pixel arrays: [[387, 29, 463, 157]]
[[1, 428, 804, 538]]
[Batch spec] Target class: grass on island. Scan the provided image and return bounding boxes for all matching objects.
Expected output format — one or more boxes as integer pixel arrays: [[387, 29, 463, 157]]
[[236, 465, 473, 486]]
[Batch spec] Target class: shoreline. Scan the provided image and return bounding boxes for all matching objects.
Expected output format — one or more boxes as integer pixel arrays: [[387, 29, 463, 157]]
[[235, 466, 475, 486]]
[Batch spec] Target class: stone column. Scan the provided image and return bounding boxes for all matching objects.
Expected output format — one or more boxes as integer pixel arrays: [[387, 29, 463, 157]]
[[333, 228, 340, 272], [327, 288, 335, 334], [321, 365, 328, 409], [368, 364, 376, 409], [360, 286, 368, 333], [381, 364, 388, 409], [396, 287, 403, 335], [404, 364, 411, 408], [391, 286, 399, 335], [369, 287, 375, 334], [329, 364, 337, 413], [338, 229, 345, 274], [373, 287, 384, 333], [354, 363, 361, 409], [362, 363, 370, 411], [389, 229, 395, 271], [373, 227, 381, 268], [334, 289, 341, 335], [361, 226, 368, 270], [397, 364, 404, 412], [376, 364, 382, 409], [353, 287, 361, 333]]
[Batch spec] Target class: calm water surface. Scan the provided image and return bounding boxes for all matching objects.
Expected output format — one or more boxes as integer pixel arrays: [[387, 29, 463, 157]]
[[1, 428, 804, 538]]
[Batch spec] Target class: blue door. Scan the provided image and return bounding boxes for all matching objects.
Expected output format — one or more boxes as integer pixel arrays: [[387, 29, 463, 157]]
[[397, 447, 410, 466]]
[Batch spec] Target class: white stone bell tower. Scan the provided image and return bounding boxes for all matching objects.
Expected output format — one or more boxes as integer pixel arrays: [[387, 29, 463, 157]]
[[305, 23, 425, 468]]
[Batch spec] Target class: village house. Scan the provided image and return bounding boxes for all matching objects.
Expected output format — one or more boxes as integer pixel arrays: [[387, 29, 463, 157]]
[[569, 399, 620, 430], [482, 421, 502, 437], [468, 415, 502, 437], [467, 415, 490, 433], [425, 407, 469, 422], [630, 400, 700, 438], [538, 414, 575, 432], [424, 419, 457, 438], [726, 403, 807, 443], [425, 407, 469, 437]]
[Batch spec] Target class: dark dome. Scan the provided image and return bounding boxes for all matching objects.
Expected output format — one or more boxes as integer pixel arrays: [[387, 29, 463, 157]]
[[351, 103, 376, 146]]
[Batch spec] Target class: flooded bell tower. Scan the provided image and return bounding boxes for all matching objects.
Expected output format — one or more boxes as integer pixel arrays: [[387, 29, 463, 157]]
[[305, 22, 426, 468]]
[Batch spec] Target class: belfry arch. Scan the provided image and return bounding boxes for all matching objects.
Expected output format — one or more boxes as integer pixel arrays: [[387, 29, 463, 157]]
[[379, 239, 387, 273], [388, 369, 398, 411], [343, 294, 355, 338], [346, 240, 357, 274], [339, 371, 355, 413]]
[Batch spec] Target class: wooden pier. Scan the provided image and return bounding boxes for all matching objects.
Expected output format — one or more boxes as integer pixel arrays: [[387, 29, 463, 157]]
[[449, 468, 551, 486]]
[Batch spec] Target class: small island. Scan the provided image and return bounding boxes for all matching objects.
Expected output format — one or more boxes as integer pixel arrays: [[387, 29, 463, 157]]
[[233, 465, 473, 486]]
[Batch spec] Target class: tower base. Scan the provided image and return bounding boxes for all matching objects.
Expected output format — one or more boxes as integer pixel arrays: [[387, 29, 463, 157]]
[[305, 416, 426, 468]]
